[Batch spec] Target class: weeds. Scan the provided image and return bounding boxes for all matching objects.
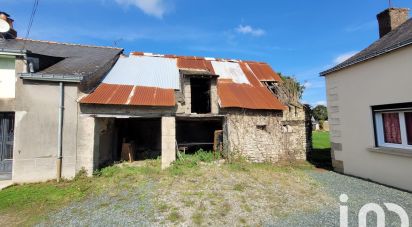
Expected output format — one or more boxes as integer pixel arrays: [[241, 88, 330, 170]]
[[191, 211, 204, 225], [233, 183, 246, 192], [167, 210, 183, 223], [169, 150, 221, 176]]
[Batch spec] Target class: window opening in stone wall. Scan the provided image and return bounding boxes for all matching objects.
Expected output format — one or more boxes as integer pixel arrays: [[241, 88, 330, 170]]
[[191, 77, 211, 114]]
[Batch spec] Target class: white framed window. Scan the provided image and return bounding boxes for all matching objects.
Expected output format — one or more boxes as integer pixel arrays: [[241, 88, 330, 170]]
[[374, 109, 412, 149], [0, 56, 16, 99]]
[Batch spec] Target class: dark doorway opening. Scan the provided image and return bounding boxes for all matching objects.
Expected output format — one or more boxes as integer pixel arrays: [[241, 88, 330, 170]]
[[191, 78, 211, 114], [115, 118, 161, 161], [0, 112, 14, 177], [176, 118, 222, 153]]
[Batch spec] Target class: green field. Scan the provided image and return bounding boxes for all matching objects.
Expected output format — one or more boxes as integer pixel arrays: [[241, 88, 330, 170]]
[[311, 131, 331, 168], [312, 131, 331, 149]]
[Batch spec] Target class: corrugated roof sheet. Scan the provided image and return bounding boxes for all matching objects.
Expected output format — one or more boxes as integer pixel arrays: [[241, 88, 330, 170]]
[[177, 58, 215, 73], [81, 53, 287, 110], [211, 61, 250, 84], [217, 81, 286, 110], [239, 62, 264, 87], [103, 56, 180, 89], [80, 83, 175, 107], [246, 62, 282, 81]]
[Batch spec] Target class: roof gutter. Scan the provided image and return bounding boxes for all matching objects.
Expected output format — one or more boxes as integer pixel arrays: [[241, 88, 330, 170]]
[[20, 73, 83, 83], [320, 37, 412, 76], [0, 48, 27, 56]]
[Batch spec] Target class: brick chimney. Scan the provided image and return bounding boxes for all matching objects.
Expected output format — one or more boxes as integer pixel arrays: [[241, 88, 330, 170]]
[[377, 8, 410, 38], [0, 11, 17, 39]]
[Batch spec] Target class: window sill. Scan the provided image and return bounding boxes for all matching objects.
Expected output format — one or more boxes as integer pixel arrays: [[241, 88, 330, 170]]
[[368, 147, 412, 158]]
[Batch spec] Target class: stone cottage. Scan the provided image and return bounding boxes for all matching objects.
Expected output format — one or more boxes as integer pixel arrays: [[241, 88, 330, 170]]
[[0, 12, 309, 183], [80, 52, 310, 170]]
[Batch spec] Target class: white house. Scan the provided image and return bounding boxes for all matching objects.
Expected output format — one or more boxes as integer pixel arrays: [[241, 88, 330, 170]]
[[321, 8, 412, 191]]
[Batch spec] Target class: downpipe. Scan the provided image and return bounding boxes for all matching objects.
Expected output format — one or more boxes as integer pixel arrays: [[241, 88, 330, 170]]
[[57, 82, 64, 182]]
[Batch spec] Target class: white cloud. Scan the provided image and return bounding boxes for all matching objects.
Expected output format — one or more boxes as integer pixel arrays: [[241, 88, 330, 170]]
[[304, 81, 312, 88], [236, 25, 265, 37], [334, 51, 358, 64], [345, 21, 375, 32], [315, 100, 326, 106], [115, 0, 170, 18], [303, 80, 325, 89]]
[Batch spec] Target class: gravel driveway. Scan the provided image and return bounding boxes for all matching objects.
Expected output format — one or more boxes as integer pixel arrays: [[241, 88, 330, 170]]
[[268, 170, 412, 226], [38, 169, 412, 226]]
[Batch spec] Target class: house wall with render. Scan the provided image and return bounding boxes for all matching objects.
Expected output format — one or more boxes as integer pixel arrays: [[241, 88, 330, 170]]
[[13, 79, 80, 182], [223, 109, 308, 163], [325, 45, 412, 191], [8, 58, 98, 182]]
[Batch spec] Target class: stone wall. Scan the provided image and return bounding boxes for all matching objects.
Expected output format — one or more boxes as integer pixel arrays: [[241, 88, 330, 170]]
[[224, 109, 308, 163]]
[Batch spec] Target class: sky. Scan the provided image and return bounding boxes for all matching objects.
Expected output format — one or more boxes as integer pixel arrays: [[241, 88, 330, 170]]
[[2, 0, 412, 106]]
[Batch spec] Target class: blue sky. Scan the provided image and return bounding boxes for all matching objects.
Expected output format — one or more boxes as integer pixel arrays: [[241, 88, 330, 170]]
[[3, 0, 412, 106]]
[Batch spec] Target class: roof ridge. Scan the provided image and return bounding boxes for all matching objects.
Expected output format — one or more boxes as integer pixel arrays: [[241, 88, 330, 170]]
[[129, 51, 265, 63], [15, 38, 123, 50]]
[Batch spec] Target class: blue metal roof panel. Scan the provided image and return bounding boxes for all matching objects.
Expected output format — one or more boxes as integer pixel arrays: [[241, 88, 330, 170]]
[[103, 55, 180, 89]]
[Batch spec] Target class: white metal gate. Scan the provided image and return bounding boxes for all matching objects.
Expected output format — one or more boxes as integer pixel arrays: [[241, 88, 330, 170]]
[[0, 113, 14, 173]]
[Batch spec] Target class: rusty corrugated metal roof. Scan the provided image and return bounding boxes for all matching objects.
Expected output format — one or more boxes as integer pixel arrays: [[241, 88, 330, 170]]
[[80, 83, 175, 107], [217, 81, 286, 110], [129, 86, 175, 106], [81, 52, 287, 110], [246, 62, 282, 81], [177, 58, 215, 74], [239, 62, 264, 87]]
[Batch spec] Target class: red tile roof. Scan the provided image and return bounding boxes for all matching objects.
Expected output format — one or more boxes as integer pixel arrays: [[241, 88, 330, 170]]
[[80, 83, 175, 107]]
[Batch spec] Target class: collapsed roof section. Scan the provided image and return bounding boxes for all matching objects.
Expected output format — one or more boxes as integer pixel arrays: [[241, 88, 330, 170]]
[[80, 52, 286, 110]]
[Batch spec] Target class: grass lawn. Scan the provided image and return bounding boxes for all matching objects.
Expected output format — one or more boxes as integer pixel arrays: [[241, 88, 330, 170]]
[[312, 131, 331, 149], [0, 152, 333, 226], [311, 131, 332, 168]]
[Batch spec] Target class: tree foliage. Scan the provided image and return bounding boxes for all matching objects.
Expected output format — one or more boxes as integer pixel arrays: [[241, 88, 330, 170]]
[[278, 73, 305, 103], [312, 105, 328, 121]]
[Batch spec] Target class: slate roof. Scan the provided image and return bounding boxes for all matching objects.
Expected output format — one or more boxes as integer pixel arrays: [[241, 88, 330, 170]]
[[0, 38, 123, 78], [321, 18, 412, 76]]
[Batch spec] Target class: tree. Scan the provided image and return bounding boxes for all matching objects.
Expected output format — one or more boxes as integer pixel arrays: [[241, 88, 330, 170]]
[[277, 73, 305, 104], [312, 105, 328, 121]]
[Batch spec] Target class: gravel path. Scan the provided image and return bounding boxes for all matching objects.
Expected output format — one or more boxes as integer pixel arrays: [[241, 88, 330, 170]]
[[37, 169, 412, 226], [37, 181, 157, 227], [267, 170, 412, 226]]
